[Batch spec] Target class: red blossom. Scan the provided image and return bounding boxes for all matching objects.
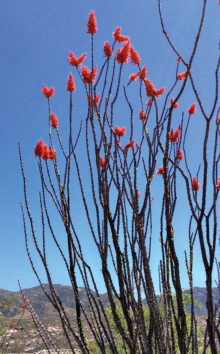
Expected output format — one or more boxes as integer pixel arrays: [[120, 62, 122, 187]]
[[216, 116, 220, 123], [177, 70, 192, 81], [81, 66, 97, 84], [113, 27, 130, 43], [124, 140, 134, 154], [177, 56, 181, 63], [170, 98, 179, 109], [130, 46, 141, 65], [43, 145, 50, 160], [146, 98, 152, 106], [177, 149, 183, 160], [129, 73, 139, 82], [216, 177, 220, 190], [192, 177, 200, 191], [34, 139, 44, 157], [138, 65, 147, 80], [99, 156, 105, 168], [88, 94, 100, 106], [42, 84, 54, 98], [49, 113, 58, 129], [22, 302, 27, 308], [145, 79, 166, 97], [139, 110, 148, 121], [87, 10, 97, 34], [137, 191, 140, 198], [168, 128, 180, 144], [68, 51, 87, 66], [188, 103, 196, 115], [49, 147, 56, 160], [157, 166, 164, 175], [116, 41, 130, 64], [67, 73, 76, 92], [136, 142, 140, 149], [104, 41, 113, 57], [114, 125, 126, 137]]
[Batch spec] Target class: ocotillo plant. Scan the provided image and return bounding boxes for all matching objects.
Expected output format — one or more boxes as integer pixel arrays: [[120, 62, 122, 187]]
[[19, 1, 219, 353]]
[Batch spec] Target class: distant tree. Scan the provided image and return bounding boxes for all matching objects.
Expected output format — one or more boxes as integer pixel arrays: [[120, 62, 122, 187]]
[[19, 1, 220, 352]]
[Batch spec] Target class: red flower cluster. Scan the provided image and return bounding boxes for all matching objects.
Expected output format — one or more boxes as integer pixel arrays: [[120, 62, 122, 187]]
[[67, 73, 76, 92], [170, 98, 179, 109], [139, 110, 148, 121], [114, 126, 126, 137], [87, 10, 97, 34], [68, 51, 87, 66], [100, 156, 105, 168], [157, 166, 164, 175], [34, 139, 56, 160], [22, 302, 27, 308], [146, 98, 152, 106], [177, 149, 183, 160], [124, 140, 134, 154], [138, 65, 147, 80], [42, 85, 54, 98], [113, 27, 130, 43], [216, 177, 220, 190], [168, 128, 180, 144], [116, 41, 130, 64], [49, 113, 58, 129], [104, 41, 113, 57], [177, 70, 192, 81], [130, 46, 141, 65], [177, 56, 181, 63], [88, 94, 100, 106], [192, 177, 200, 191], [145, 79, 166, 97], [188, 103, 196, 115], [81, 66, 97, 84], [129, 73, 139, 82]]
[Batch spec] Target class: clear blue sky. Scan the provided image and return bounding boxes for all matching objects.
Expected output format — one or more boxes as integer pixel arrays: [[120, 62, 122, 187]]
[[0, 0, 219, 293]]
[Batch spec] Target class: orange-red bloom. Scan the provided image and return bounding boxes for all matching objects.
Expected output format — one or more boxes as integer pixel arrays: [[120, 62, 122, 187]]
[[68, 51, 87, 66], [34, 139, 44, 157], [100, 156, 105, 168], [139, 110, 148, 121], [130, 46, 141, 65], [177, 70, 192, 81], [137, 191, 140, 198], [192, 177, 200, 191], [170, 98, 179, 109], [116, 41, 130, 64], [138, 65, 147, 80], [67, 73, 76, 92], [87, 10, 97, 34], [157, 166, 164, 175], [168, 128, 180, 144], [49, 147, 56, 160], [113, 27, 130, 43], [177, 56, 181, 62], [177, 149, 183, 160], [43, 145, 50, 160], [22, 302, 27, 308], [129, 73, 139, 82], [124, 140, 134, 154], [81, 66, 97, 84], [42, 84, 54, 98], [114, 125, 126, 137], [146, 98, 152, 106], [49, 113, 58, 129], [188, 103, 196, 115], [88, 94, 100, 106], [104, 41, 113, 57], [145, 79, 166, 97], [216, 177, 220, 190]]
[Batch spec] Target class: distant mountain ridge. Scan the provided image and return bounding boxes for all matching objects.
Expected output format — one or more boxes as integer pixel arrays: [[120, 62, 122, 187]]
[[0, 284, 218, 317]]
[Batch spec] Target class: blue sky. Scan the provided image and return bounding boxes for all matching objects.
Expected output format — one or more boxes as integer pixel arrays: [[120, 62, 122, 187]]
[[0, 0, 219, 294]]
